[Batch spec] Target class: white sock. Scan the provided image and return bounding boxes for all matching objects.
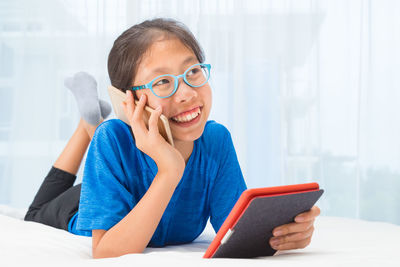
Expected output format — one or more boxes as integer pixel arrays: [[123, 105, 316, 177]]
[[64, 72, 101, 126], [99, 99, 112, 119]]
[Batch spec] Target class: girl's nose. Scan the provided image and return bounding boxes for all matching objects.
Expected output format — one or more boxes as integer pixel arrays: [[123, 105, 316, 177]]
[[174, 78, 198, 103]]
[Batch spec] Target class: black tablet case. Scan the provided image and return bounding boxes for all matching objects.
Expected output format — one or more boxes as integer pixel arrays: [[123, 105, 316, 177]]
[[212, 189, 324, 258]]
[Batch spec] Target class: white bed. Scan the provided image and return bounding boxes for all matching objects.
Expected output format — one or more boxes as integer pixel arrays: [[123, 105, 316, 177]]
[[0, 204, 399, 267]]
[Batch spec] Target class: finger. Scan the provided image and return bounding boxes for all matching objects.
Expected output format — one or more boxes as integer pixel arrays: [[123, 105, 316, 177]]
[[122, 99, 142, 140], [295, 206, 321, 223], [124, 90, 135, 118], [272, 237, 312, 251], [270, 225, 314, 246], [125, 90, 135, 115], [273, 220, 314, 236], [148, 106, 162, 133], [132, 93, 148, 133]]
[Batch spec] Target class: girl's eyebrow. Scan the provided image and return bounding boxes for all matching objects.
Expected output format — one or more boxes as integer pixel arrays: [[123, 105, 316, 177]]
[[147, 56, 198, 78], [181, 55, 197, 66]]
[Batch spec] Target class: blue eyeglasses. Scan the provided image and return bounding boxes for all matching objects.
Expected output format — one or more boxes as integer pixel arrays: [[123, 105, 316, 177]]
[[130, 63, 211, 98]]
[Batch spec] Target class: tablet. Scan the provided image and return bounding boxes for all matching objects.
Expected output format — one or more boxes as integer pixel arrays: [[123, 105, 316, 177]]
[[203, 182, 324, 258]]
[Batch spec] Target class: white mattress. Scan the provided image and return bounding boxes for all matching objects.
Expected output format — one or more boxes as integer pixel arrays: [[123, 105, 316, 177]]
[[0, 204, 399, 267]]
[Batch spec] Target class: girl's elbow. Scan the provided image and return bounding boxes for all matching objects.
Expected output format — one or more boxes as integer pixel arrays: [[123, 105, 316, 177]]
[[92, 246, 145, 259], [92, 247, 108, 259], [92, 246, 115, 259]]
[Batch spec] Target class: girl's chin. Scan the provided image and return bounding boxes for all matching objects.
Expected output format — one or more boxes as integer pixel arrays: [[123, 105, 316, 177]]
[[171, 127, 205, 143], [172, 132, 202, 143], [170, 116, 207, 142]]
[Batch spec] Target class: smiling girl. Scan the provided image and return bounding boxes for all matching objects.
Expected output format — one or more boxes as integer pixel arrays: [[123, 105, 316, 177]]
[[24, 18, 320, 259]]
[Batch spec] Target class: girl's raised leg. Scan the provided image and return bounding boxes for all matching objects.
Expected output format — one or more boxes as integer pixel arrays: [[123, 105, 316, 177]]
[[53, 118, 101, 175], [24, 72, 112, 230], [24, 118, 104, 228]]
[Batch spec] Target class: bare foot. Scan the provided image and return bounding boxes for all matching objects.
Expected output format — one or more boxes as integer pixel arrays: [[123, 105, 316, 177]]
[[80, 118, 104, 140]]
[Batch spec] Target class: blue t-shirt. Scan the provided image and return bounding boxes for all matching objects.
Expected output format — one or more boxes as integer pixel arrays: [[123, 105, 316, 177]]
[[68, 119, 247, 247]]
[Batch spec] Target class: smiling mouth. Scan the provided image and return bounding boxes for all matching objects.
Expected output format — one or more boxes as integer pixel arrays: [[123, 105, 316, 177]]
[[170, 106, 202, 123]]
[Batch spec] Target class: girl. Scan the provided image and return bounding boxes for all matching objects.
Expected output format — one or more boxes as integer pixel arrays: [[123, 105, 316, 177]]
[[24, 18, 320, 259]]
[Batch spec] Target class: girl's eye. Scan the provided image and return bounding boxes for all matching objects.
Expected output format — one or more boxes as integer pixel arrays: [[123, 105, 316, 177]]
[[154, 79, 170, 87], [187, 67, 201, 77]]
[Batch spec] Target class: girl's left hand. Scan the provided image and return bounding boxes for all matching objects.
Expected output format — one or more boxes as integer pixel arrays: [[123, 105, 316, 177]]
[[269, 206, 321, 251]]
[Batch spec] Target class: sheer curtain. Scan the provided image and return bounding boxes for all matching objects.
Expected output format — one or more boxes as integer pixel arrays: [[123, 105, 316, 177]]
[[1, 0, 399, 225]]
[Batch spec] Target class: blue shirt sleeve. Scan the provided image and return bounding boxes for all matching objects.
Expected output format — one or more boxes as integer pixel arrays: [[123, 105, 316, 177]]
[[209, 128, 247, 233], [76, 122, 134, 231]]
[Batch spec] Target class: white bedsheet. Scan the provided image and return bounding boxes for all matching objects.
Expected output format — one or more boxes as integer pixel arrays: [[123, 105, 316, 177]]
[[0, 204, 399, 267]]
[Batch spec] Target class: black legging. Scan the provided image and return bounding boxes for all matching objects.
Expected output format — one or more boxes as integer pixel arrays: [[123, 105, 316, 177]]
[[24, 166, 81, 231]]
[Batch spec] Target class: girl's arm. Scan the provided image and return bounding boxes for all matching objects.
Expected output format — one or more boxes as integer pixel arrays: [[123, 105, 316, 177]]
[[92, 168, 183, 259], [88, 91, 185, 258]]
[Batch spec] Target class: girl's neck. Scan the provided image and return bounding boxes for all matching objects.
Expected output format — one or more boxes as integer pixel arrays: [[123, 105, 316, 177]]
[[173, 139, 194, 165]]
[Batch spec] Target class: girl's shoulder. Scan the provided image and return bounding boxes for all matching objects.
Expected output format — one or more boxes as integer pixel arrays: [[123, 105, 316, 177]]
[[198, 120, 235, 164], [201, 120, 232, 144], [96, 118, 131, 135], [91, 119, 134, 148]]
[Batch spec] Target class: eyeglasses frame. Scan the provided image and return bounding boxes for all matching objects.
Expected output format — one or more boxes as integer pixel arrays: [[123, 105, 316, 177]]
[[129, 63, 211, 99]]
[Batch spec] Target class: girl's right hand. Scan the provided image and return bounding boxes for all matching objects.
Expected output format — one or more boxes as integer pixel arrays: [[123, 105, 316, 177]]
[[122, 90, 185, 180]]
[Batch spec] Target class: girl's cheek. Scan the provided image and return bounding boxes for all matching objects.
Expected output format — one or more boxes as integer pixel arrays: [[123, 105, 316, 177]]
[[152, 101, 167, 113]]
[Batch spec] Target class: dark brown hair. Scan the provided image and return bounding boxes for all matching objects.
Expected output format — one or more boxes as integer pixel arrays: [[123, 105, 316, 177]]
[[107, 18, 205, 95]]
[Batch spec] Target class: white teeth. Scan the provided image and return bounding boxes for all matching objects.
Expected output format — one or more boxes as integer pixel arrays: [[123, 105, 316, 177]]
[[172, 107, 201, 123], [188, 113, 196, 120]]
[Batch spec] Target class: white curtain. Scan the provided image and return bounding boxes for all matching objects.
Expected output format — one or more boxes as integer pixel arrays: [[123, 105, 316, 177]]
[[0, 0, 399, 225]]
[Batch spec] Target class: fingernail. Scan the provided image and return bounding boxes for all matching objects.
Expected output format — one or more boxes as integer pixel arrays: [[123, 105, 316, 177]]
[[140, 94, 144, 101], [156, 106, 161, 111], [273, 230, 283, 236], [296, 216, 305, 222], [271, 239, 280, 246]]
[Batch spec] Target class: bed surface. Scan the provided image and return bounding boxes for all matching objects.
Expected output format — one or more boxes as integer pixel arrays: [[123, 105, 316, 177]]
[[0, 204, 399, 266]]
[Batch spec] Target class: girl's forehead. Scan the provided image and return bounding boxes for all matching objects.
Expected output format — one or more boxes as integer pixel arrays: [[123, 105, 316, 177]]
[[141, 38, 195, 68], [136, 38, 197, 82]]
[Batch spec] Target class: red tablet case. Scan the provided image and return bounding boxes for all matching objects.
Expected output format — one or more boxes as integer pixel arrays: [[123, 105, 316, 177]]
[[203, 182, 324, 258]]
